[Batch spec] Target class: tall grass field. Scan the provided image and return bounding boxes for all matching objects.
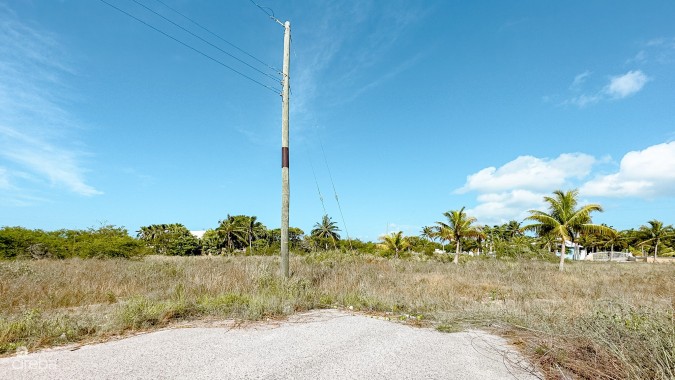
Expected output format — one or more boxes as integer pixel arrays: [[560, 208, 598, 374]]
[[1, 254, 673, 379]]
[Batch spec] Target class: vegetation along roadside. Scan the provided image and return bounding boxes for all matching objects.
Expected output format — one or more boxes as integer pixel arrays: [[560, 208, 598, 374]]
[[1, 189, 673, 379]]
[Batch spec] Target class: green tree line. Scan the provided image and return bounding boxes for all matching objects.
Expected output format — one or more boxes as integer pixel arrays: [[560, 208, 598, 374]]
[[0, 225, 146, 259], [2, 190, 673, 262]]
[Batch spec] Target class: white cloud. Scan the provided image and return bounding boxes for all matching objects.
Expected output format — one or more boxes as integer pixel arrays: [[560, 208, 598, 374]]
[[0, 6, 100, 199], [562, 70, 650, 107], [467, 190, 546, 225], [458, 153, 595, 194], [458, 153, 596, 225], [604, 70, 649, 99], [460, 143, 675, 224], [580, 141, 675, 198]]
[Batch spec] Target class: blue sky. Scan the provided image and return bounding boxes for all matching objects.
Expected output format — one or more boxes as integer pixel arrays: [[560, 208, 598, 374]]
[[1, 1, 675, 241]]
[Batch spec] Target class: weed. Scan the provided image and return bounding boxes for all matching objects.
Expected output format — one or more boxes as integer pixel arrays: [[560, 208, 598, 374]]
[[0, 255, 672, 379], [436, 323, 463, 334]]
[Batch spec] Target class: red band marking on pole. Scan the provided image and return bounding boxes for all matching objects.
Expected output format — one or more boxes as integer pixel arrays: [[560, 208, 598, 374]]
[[282, 147, 289, 168]]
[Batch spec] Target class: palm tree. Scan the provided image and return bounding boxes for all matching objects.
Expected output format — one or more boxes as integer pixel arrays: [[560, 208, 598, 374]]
[[216, 215, 245, 253], [244, 216, 264, 254], [436, 207, 482, 264], [599, 228, 622, 261], [136, 226, 156, 242], [420, 225, 440, 251], [136, 224, 169, 254], [639, 220, 674, 262], [525, 189, 610, 272], [201, 229, 220, 256], [380, 231, 410, 259], [537, 232, 557, 254], [504, 220, 525, 241], [482, 225, 497, 254], [420, 226, 435, 243], [311, 215, 341, 250]]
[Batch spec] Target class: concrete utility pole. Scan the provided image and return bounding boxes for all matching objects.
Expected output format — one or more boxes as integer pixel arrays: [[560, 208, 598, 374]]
[[280, 21, 291, 278]]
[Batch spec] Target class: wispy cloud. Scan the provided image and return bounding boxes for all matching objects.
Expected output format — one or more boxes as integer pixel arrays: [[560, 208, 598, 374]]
[[569, 70, 591, 90], [291, 0, 429, 137], [644, 37, 675, 63], [604, 70, 650, 99], [340, 50, 426, 105], [626, 50, 647, 64], [566, 93, 602, 108], [381, 222, 421, 238], [0, 167, 9, 189], [564, 70, 650, 107], [555, 35, 675, 108], [0, 126, 101, 196], [0, 4, 100, 201]]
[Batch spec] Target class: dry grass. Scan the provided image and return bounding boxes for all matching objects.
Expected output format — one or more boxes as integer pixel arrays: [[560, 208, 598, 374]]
[[1, 253, 673, 379]]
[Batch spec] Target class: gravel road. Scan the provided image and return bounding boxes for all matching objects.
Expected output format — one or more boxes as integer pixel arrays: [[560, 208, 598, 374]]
[[0, 309, 540, 379]]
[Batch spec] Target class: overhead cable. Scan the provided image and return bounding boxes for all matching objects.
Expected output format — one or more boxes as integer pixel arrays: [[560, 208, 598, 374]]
[[308, 154, 328, 216], [98, 0, 280, 94], [247, 0, 284, 26], [319, 137, 353, 250], [152, 0, 281, 75], [132, 0, 280, 83]]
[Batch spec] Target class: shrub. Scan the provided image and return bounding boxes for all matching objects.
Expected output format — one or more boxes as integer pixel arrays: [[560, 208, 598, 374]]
[[0, 225, 146, 259]]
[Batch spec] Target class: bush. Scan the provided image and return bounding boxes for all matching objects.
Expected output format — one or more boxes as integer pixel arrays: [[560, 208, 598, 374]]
[[0, 225, 146, 259], [74, 226, 147, 258], [0, 227, 66, 259], [137, 224, 201, 256]]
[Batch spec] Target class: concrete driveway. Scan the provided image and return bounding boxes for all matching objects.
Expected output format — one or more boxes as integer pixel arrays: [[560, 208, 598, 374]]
[[0, 309, 540, 380]]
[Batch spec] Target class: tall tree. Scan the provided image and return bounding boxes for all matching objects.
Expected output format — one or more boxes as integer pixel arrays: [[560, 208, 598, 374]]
[[201, 229, 221, 256], [216, 215, 246, 253], [436, 207, 482, 264], [380, 231, 410, 259], [243, 216, 265, 254], [503, 220, 525, 241], [525, 189, 610, 272], [599, 227, 622, 261], [639, 220, 674, 261], [420, 226, 436, 243], [136, 223, 198, 256], [311, 215, 341, 250]]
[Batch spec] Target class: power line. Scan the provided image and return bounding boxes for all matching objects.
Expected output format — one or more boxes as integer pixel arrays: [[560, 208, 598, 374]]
[[319, 137, 353, 250], [131, 0, 280, 84], [149, 0, 282, 76], [247, 0, 284, 26], [307, 154, 327, 216], [98, 0, 280, 94]]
